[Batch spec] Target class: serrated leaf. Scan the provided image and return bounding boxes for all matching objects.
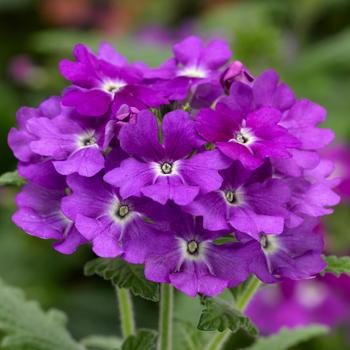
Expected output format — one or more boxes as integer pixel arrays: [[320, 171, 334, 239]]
[[0, 171, 26, 187], [322, 255, 350, 276], [80, 335, 122, 350], [242, 325, 329, 350], [0, 278, 82, 350], [121, 330, 157, 350], [197, 298, 258, 337], [84, 259, 160, 302]]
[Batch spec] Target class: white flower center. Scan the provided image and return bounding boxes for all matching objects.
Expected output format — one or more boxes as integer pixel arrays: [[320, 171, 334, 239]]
[[101, 79, 126, 94], [229, 127, 256, 146], [152, 161, 179, 177], [222, 189, 244, 206], [160, 162, 173, 174], [77, 130, 97, 148], [177, 66, 208, 78], [260, 234, 279, 254]]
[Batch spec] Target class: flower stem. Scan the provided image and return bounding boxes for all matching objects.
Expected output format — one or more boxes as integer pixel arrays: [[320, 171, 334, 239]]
[[158, 283, 173, 350], [116, 287, 135, 339], [204, 276, 262, 350], [235, 276, 262, 312]]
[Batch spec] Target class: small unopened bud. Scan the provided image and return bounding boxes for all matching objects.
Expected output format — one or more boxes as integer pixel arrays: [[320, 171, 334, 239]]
[[220, 60, 254, 94]]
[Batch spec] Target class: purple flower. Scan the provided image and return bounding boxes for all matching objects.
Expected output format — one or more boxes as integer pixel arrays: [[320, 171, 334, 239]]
[[274, 98, 334, 176], [150, 36, 231, 101], [12, 181, 86, 254], [285, 160, 340, 227], [196, 102, 300, 169], [104, 109, 230, 205], [60, 43, 168, 117], [237, 219, 327, 282], [218, 69, 333, 176], [26, 111, 106, 177], [62, 174, 169, 261], [322, 143, 350, 201], [220, 60, 254, 94], [184, 161, 290, 239], [144, 215, 251, 297], [8, 96, 61, 163], [246, 274, 350, 334]]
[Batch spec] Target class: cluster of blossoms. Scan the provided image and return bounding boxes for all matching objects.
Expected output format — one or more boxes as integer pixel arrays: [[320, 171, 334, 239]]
[[8, 36, 340, 297], [247, 272, 350, 334]]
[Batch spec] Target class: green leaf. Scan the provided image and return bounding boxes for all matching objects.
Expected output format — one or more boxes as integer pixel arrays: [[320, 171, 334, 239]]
[[84, 259, 160, 302], [197, 297, 258, 337], [0, 171, 26, 187], [0, 278, 82, 350], [174, 320, 207, 350], [80, 335, 122, 350], [121, 330, 157, 350], [322, 255, 350, 276], [243, 325, 329, 350]]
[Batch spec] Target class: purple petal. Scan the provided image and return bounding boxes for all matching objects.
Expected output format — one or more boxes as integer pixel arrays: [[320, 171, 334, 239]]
[[53, 147, 104, 177], [118, 110, 163, 161], [180, 150, 231, 194], [104, 158, 154, 198], [162, 110, 204, 160], [63, 89, 111, 116]]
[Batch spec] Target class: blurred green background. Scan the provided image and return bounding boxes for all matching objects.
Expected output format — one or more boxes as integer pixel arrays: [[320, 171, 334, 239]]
[[1, 0, 350, 349]]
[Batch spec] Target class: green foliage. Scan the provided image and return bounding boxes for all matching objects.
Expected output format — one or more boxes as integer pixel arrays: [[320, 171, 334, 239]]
[[174, 320, 207, 350], [243, 325, 329, 350], [80, 335, 122, 350], [0, 278, 82, 350], [197, 297, 258, 337], [121, 330, 157, 350], [84, 259, 160, 302], [0, 171, 25, 187], [322, 255, 350, 276]]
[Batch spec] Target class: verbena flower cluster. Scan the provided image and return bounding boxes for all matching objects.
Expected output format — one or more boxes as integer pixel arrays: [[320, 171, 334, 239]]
[[8, 36, 340, 297]]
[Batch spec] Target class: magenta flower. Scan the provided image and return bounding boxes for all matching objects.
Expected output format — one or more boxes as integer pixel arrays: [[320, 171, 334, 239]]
[[246, 274, 350, 334], [196, 102, 300, 169], [60, 43, 168, 116]]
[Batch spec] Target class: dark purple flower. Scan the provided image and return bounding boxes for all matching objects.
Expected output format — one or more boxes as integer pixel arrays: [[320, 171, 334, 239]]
[[144, 215, 251, 297], [196, 103, 300, 169], [104, 109, 230, 205], [12, 181, 86, 254], [237, 219, 327, 282], [184, 161, 290, 239], [60, 43, 168, 116], [62, 174, 169, 261]]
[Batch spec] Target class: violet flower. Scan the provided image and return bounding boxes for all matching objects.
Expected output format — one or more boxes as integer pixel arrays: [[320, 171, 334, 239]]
[[104, 109, 230, 205]]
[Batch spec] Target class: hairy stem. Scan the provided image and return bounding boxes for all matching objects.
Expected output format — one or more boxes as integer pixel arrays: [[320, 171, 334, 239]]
[[235, 276, 262, 312], [116, 287, 135, 339], [204, 277, 262, 350], [158, 283, 174, 350]]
